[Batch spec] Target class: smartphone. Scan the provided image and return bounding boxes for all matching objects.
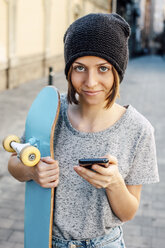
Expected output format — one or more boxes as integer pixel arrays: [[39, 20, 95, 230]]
[[79, 158, 109, 170]]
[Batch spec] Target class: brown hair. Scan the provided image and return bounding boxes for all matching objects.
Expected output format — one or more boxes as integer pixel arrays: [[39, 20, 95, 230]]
[[67, 65, 120, 108]]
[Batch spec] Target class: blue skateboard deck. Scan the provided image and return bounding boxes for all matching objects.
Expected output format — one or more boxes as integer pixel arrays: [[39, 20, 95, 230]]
[[24, 86, 60, 248]]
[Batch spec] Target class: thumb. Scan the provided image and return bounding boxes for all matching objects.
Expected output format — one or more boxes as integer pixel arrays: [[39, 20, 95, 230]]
[[41, 156, 55, 164], [104, 154, 118, 166]]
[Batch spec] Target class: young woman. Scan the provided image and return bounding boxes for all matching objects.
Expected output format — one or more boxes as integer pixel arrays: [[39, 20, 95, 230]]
[[8, 13, 159, 248]]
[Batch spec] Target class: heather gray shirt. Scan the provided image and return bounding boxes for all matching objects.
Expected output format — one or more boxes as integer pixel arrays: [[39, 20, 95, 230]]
[[52, 94, 159, 240]]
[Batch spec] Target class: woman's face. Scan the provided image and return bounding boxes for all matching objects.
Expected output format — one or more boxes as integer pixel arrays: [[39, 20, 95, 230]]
[[71, 56, 114, 107]]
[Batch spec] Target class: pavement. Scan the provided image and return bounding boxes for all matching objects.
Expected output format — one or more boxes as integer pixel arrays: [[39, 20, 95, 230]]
[[0, 55, 165, 248]]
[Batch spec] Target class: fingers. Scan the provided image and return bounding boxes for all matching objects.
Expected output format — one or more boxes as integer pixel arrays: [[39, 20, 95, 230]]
[[34, 157, 59, 188], [103, 154, 118, 166], [74, 166, 111, 189], [84, 154, 118, 175], [41, 156, 58, 165], [37, 174, 59, 188], [91, 164, 116, 176], [37, 158, 59, 171], [74, 154, 119, 189], [36, 177, 59, 189], [74, 165, 112, 180]]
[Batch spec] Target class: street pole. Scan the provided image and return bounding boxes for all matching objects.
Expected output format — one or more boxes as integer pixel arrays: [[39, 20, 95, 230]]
[[48, 67, 54, 85]]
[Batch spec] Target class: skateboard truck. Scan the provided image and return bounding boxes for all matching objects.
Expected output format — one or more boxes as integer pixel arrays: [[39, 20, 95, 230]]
[[2, 135, 41, 167]]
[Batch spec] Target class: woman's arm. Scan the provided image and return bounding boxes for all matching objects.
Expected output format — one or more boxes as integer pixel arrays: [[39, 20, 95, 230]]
[[106, 178, 142, 222], [8, 154, 59, 188], [74, 155, 142, 222], [8, 153, 34, 182]]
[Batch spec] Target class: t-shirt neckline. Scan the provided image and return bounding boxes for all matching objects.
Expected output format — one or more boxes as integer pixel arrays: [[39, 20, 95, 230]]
[[63, 100, 132, 137]]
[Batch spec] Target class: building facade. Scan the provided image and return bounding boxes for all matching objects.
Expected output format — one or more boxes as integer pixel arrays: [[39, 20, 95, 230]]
[[1, 0, 164, 91], [0, 0, 111, 91], [114, 0, 165, 56]]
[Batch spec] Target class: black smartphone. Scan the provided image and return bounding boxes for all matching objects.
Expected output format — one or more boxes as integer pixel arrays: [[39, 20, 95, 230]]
[[79, 158, 109, 169]]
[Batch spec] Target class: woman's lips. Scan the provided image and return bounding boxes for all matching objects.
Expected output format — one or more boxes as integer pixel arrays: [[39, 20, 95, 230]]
[[83, 90, 102, 96]]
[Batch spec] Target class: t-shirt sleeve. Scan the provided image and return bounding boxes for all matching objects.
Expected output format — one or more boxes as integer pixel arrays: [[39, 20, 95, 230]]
[[125, 125, 159, 185]]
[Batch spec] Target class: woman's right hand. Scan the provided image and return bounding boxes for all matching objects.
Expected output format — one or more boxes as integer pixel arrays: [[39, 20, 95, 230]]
[[31, 157, 59, 188]]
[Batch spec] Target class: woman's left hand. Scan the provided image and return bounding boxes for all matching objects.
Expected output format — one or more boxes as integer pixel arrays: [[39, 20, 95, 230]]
[[74, 154, 142, 221], [74, 154, 123, 190]]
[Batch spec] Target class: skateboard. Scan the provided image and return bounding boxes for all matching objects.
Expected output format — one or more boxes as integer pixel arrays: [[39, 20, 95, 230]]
[[3, 86, 60, 248]]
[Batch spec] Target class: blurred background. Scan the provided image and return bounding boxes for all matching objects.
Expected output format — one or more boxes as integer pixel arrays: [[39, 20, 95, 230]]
[[0, 0, 165, 90], [0, 1, 165, 248]]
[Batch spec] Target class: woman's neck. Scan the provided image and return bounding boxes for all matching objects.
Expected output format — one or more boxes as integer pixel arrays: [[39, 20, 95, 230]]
[[79, 102, 115, 122], [68, 102, 125, 133]]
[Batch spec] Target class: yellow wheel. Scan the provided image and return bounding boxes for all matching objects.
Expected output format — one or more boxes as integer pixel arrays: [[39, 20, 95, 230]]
[[20, 146, 41, 167], [2, 135, 20, 153]]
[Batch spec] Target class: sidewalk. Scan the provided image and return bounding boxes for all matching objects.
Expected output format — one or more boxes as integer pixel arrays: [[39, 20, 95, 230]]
[[0, 55, 165, 248]]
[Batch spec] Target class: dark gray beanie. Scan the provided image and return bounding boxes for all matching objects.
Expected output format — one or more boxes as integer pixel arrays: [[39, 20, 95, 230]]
[[63, 13, 131, 83]]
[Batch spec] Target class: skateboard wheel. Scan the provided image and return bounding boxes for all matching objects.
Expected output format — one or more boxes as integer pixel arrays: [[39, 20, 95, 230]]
[[20, 146, 41, 167], [2, 135, 21, 153]]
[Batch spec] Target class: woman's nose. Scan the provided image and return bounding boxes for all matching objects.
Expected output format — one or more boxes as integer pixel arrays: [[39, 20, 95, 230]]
[[85, 70, 98, 88]]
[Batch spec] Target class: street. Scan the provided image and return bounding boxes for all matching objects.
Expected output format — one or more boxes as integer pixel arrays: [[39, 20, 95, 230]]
[[0, 55, 165, 248]]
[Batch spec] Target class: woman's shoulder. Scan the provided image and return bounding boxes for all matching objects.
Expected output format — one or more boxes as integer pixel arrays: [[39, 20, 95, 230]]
[[125, 105, 154, 134], [59, 93, 68, 108], [60, 92, 67, 101]]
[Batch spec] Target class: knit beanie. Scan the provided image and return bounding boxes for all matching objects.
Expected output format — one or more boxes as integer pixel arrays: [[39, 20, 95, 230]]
[[63, 13, 131, 83]]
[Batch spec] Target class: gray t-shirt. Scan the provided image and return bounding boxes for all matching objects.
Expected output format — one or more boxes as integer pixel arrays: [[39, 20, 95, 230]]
[[52, 94, 159, 240]]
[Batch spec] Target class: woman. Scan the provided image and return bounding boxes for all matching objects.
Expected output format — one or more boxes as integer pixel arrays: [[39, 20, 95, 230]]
[[8, 13, 159, 248]]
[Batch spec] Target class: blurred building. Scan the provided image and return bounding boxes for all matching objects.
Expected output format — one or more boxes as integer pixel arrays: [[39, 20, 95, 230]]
[[0, 0, 111, 91], [0, 0, 164, 91], [112, 0, 165, 56]]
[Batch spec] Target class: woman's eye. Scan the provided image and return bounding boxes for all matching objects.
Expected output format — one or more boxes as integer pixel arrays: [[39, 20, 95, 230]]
[[74, 66, 85, 72], [99, 66, 109, 72]]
